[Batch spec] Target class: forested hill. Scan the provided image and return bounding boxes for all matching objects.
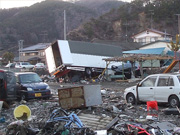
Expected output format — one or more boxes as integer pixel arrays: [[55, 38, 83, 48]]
[[0, 0, 125, 54], [67, 0, 180, 42]]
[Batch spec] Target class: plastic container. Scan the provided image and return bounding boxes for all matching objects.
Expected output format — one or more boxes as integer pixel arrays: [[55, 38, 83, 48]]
[[13, 105, 31, 120]]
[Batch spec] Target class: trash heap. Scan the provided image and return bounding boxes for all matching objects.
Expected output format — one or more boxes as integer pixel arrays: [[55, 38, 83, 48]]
[[1, 83, 180, 135]]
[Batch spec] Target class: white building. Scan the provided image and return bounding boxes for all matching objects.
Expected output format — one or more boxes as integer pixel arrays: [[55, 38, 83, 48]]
[[131, 28, 172, 45]]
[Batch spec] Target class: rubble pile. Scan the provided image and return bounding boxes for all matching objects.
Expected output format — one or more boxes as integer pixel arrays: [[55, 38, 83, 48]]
[[1, 82, 180, 135]]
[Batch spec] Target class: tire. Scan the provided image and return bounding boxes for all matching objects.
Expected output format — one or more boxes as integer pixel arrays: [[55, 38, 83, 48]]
[[20, 93, 28, 101], [126, 93, 135, 104], [85, 68, 92, 76], [114, 123, 129, 134], [169, 96, 179, 108]]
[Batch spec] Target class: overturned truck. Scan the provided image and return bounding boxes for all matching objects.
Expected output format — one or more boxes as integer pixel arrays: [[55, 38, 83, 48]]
[[45, 40, 122, 81]]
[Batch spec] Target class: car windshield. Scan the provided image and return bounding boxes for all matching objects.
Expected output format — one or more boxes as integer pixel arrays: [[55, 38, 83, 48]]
[[19, 73, 42, 83], [22, 62, 30, 65]]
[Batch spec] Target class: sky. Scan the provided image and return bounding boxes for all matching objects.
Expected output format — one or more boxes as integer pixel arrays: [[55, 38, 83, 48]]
[[0, 0, 132, 9]]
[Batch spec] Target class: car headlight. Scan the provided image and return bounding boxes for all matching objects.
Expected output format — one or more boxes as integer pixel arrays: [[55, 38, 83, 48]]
[[46, 86, 50, 89], [27, 87, 33, 91]]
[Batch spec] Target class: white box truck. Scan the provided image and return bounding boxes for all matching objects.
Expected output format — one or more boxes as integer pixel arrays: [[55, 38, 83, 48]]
[[45, 40, 122, 79]]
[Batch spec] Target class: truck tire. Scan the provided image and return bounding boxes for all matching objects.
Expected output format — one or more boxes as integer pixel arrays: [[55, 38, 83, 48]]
[[85, 68, 92, 76]]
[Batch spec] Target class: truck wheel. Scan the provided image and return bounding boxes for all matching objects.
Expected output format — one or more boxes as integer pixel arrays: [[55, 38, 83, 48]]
[[85, 68, 92, 75], [169, 96, 179, 108], [126, 93, 135, 104]]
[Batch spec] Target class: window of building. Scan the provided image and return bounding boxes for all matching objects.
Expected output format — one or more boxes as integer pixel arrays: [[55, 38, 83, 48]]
[[39, 52, 45, 56]]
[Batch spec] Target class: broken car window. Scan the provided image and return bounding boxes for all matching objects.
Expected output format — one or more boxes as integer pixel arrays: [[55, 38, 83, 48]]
[[141, 76, 157, 87]]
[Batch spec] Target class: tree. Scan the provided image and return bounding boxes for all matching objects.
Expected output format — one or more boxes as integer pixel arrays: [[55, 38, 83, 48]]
[[2, 52, 14, 64], [167, 34, 180, 58]]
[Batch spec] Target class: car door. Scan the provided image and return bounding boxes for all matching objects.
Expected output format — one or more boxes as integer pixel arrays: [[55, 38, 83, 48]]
[[0, 71, 6, 100], [5, 71, 17, 100], [155, 76, 174, 102], [138, 76, 157, 101]]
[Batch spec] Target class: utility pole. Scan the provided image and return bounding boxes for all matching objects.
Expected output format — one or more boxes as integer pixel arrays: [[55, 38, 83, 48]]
[[18, 40, 24, 62], [149, 10, 154, 29], [175, 14, 180, 34], [123, 20, 129, 42], [64, 10, 66, 40]]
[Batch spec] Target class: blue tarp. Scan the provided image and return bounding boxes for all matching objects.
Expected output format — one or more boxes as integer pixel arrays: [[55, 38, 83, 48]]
[[123, 47, 165, 55]]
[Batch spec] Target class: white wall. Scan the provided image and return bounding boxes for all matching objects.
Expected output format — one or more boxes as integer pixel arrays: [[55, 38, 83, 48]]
[[139, 41, 171, 54]]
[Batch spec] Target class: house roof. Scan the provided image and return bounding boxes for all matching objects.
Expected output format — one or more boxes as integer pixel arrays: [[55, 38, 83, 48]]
[[123, 47, 165, 55], [22, 43, 51, 52], [131, 28, 171, 38], [139, 40, 170, 48], [91, 39, 141, 51], [103, 54, 173, 62], [68, 40, 122, 57]]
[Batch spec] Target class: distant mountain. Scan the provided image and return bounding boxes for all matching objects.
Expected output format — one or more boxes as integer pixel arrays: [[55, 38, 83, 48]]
[[0, 0, 125, 55], [67, 0, 180, 42], [75, 0, 126, 15]]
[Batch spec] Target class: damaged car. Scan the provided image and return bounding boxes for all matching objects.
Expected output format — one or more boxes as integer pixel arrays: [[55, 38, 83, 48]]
[[15, 72, 51, 100], [124, 73, 180, 107]]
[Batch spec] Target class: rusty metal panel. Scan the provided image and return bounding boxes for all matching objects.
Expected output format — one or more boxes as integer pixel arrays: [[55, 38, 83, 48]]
[[58, 85, 102, 109], [58, 86, 85, 109]]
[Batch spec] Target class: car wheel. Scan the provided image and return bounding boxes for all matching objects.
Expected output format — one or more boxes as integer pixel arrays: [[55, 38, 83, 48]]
[[169, 96, 179, 108], [21, 93, 28, 101], [126, 93, 135, 104]]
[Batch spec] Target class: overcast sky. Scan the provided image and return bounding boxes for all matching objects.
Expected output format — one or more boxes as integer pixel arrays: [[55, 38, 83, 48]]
[[0, 0, 132, 9]]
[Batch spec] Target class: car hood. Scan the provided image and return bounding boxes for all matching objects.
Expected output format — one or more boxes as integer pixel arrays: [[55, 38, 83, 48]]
[[125, 86, 136, 91], [21, 82, 48, 89]]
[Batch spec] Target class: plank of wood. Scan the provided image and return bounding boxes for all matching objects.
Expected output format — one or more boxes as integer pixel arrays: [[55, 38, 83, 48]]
[[105, 116, 119, 130]]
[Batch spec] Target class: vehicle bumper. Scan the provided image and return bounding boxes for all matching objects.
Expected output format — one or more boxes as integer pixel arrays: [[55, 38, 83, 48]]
[[27, 90, 51, 99]]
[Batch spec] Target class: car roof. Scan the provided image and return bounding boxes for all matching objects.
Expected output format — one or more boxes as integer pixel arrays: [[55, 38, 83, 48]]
[[36, 63, 44, 64], [0, 69, 6, 72], [148, 73, 180, 76], [15, 72, 37, 75]]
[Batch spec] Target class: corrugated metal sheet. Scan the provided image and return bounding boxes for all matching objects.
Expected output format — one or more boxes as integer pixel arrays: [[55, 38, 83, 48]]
[[78, 113, 113, 130], [123, 47, 165, 55], [68, 40, 122, 57]]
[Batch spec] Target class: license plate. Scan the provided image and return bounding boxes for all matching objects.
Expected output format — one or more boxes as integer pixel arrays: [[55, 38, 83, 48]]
[[35, 93, 42, 97]]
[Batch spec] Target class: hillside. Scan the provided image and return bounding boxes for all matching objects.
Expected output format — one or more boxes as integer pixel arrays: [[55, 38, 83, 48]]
[[0, 0, 125, 55], [67, 0, 180, 42]]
